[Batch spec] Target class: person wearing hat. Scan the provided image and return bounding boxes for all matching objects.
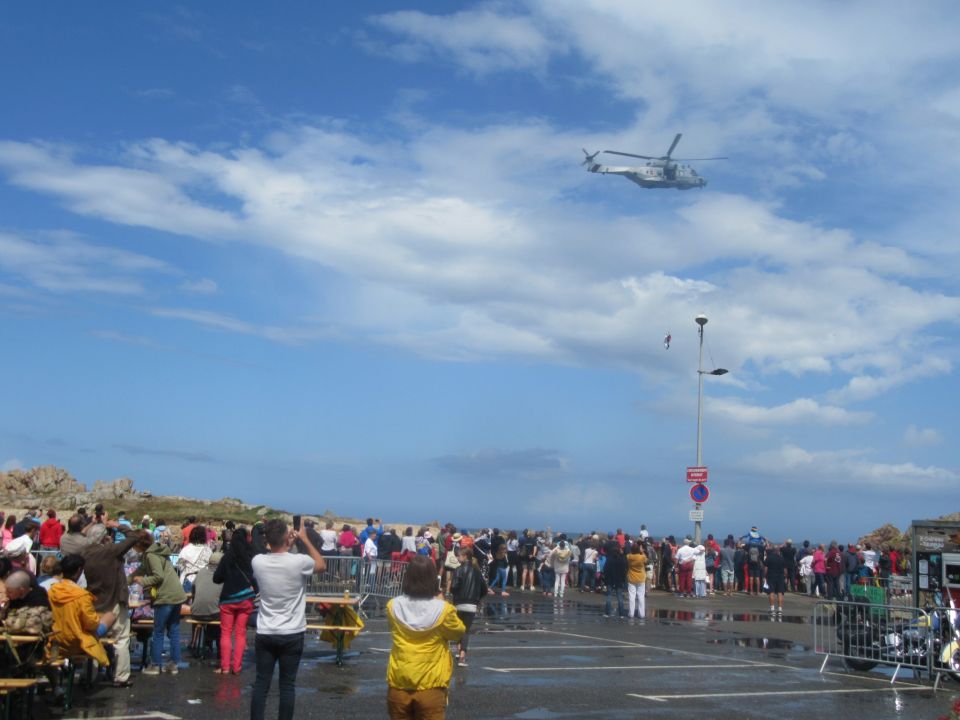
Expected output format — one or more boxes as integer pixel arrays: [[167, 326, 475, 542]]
[[3, 533, 37, 575], [675, 538, 697, 598], [443, 533, 463, 595], [191, 551, 223, 615]]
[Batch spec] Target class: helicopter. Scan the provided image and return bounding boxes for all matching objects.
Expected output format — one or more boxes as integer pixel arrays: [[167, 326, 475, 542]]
[[582, 133, 726, 189]]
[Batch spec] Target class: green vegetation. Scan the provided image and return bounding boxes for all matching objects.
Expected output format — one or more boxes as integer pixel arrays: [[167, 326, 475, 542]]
[[106, 496, 284, 525]]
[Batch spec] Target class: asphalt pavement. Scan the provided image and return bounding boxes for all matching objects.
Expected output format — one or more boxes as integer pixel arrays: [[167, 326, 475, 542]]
[[34, 587, 960, 719]]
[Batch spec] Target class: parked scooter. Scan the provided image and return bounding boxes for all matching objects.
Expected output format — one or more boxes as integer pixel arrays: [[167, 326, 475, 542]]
[[835, 589, 960, 681]]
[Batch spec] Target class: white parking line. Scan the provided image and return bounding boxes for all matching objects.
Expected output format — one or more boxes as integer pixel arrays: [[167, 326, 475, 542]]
[[627, 686, 932, 703], [373, 644, 626, 653], [456, 644, 628, 651], [93, 714, 182, 720], [542, 629, 775, 666], [487, 663, 772, 673]]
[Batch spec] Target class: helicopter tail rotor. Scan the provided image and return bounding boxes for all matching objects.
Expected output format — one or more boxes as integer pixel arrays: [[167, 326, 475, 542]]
[[581, 148, 600, 167]]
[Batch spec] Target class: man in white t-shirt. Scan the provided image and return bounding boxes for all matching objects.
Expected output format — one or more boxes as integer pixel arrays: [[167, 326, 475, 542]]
[[319, 521, 338, 556], [250, 519, 325, 720]]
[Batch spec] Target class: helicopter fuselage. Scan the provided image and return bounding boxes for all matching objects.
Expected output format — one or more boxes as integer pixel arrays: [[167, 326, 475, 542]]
[[585, 160, 707, 189]]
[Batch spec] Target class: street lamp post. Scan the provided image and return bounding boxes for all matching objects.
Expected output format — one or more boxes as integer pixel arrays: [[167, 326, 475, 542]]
[[693, 314, 726, 545]]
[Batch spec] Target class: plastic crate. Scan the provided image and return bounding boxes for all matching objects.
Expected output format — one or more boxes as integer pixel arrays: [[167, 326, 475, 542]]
[[849, 583, 886, 606]]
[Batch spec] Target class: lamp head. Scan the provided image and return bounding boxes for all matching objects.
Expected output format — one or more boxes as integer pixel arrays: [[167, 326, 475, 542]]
[[710, 368, 729, 376], [695, 314, 708, 327]]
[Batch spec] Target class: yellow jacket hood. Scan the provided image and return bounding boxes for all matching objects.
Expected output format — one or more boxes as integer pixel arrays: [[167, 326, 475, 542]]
[[386, 596, 465, 691]]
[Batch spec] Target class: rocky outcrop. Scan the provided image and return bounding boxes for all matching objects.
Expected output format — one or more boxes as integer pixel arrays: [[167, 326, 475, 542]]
[[0, 466, 84, 498], [857, 522, 908, 550], [0, 465, 145, 510]]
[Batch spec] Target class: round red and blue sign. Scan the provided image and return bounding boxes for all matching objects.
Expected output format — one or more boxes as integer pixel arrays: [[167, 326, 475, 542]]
[[690, 482, 710, 503]]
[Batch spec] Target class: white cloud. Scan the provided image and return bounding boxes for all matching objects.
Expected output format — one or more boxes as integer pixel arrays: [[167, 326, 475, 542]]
[[0, 141, 240, 238], [0, 128, 955, 400], [740, 444, 958, 491], [904, 425, 943, 447], [708, 397, 872, 426], [180, 278, 218, 294], [0, 231, 170, 294], [365, 3, 960, 192], [367, 8, 556, 75], [150, 307, 324, 344], [827, 356, 953, 404]]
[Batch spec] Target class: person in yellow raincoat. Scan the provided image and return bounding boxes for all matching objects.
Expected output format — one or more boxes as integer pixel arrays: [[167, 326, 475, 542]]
[[387, 554, 465, 720], [48, 554, 116, 666]]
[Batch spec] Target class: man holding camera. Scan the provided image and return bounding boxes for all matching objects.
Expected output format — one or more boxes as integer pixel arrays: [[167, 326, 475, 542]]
[[250, 518, 325, 720]]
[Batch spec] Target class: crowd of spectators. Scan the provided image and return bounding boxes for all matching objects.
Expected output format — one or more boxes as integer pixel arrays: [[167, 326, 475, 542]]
[[0, 505, 915, 718]]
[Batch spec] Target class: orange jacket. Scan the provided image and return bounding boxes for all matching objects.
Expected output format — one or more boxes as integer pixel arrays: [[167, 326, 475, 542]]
[[48, 580, 109, 665]]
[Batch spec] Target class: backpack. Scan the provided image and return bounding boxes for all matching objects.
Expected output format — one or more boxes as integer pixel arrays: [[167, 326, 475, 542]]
[[748, 545, 760, 564]]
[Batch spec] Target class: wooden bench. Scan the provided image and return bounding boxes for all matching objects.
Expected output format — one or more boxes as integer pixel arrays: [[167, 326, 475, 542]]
[[185, 618, 220, 660], [304, 623, 363, 667], [0, 678, 39, 720], [51, 637, 119, 710]]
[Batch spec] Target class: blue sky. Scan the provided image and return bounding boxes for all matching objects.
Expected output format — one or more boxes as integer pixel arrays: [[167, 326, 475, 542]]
[[1, 2, 958, 540]]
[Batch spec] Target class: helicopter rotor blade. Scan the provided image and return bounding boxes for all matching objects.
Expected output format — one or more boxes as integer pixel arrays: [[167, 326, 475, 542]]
[[581, 148, 601, 165], [665, 133, 682, 159], [672, 156, 728, 161], [603, 150, 657, 160]]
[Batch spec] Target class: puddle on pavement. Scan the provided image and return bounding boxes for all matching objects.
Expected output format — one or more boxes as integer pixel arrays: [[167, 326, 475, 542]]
[[648, 608, 809, 624], [706, 637, 805, 651], [513, 706, 566, 718]]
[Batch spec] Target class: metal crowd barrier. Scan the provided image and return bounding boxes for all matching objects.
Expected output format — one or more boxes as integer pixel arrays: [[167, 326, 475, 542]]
[[363, 559, 409, 609], [813, 598, 934, 683], [308, 555, 365, 596], [307, 556, 409, 615]]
